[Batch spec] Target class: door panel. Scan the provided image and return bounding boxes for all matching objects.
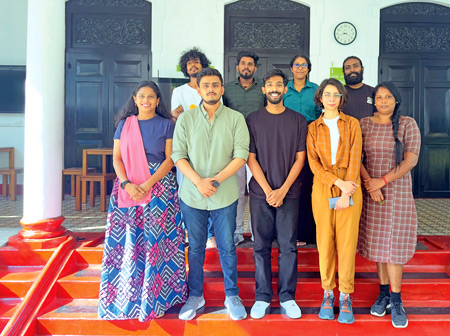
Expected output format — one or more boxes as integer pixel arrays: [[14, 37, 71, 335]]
[[66, 52, 109, 169], [380, 58, 450, 197], [380, 58, 420, 195], [421, 60, 450, 196]]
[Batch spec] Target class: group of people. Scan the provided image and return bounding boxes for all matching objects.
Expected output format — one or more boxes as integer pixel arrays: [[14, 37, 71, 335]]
[[97, 48, 421, 330]]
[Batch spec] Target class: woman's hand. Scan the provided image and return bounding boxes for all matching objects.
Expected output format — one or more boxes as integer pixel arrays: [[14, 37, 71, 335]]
[[139, 181, 155, 194], [125, 183, 147, 201], [369, 189, 384, 203], [364, 177, 385, 193], [335, 194, 350, 210], [336, 180, 359, 195]]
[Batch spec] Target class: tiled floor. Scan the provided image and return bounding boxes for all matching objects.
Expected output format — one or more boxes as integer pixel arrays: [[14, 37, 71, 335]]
[[1, 195, 449, 244]]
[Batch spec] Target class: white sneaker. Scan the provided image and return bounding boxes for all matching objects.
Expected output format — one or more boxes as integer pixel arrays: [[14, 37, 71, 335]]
[[178, 295, 205, 320], [280, 300, 302, 319], [250, 301, 270, 319], [206, 237, 217, 248], [224, 295, 247, 320]]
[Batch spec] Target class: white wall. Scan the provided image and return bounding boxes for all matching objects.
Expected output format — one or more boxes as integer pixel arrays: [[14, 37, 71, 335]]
[[1, 0, 449, 186], [0, 0, 27, 183], [151, 0, 450, 86]]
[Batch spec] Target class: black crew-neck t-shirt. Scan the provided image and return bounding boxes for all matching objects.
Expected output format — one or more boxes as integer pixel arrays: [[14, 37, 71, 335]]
[[246, 107, 307, 199], [341, 84, 374, 120]]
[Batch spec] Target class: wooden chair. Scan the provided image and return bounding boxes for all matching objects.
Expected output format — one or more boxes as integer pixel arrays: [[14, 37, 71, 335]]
[[75, 148, 115, 212], [62, 167, 96, 200], [0, 147, 23, 201]]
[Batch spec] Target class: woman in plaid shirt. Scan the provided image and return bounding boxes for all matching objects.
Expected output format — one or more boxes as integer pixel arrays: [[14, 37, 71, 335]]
[[358, 82, 420, 328], [307, 78, 363, 324]]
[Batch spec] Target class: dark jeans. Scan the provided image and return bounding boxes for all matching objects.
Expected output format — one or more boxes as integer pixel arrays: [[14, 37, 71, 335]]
[[180, 200, 239, 297], [250, 197, 299, 303]]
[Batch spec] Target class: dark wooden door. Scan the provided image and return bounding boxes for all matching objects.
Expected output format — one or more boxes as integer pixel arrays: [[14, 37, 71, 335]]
[[65, 52, 150, 168], [379, 3, 450, 198], [224, 0, 310, 83], [65, 0, 151, 177]]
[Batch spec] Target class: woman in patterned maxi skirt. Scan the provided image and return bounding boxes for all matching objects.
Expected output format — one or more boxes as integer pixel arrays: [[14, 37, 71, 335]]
[[358, 82, 421, 328], [98, 81, 188, 321]]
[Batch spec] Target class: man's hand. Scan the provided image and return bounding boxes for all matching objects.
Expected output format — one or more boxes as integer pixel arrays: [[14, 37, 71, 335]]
[[195, 178, 217, 198], [266, 188, 287, 208], [125, 183, 147, 201], [171, 105, 184, 119]]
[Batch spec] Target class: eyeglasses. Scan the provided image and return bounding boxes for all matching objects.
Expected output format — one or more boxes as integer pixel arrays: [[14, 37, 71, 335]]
[[293, 63, 308, 69], [322, 93, 342, 98], [375, 95, 394, 101]]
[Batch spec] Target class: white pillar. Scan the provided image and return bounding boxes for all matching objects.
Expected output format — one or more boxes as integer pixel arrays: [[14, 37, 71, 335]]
[[22, 0, 65, 223]]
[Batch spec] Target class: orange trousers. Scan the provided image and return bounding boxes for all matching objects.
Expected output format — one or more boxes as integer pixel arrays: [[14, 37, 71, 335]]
[[311, 167, 362, 294]]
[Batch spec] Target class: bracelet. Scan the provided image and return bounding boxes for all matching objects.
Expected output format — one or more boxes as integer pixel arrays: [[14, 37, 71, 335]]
[[382, 176, 388, 185], [194, 179, 202, 186]]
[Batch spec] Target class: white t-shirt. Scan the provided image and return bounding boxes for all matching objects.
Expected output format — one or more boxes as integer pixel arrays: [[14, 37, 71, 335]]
[[323, 115, 340, 165], [171, 83, 201, 111]]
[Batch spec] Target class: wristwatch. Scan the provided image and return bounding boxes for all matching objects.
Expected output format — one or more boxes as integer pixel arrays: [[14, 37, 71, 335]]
[[120, 180, 131, 189], [212, 180, 220, 188]]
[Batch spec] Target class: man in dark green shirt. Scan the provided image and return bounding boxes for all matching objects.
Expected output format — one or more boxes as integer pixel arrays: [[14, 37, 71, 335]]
[[223, 51, 265, 246]]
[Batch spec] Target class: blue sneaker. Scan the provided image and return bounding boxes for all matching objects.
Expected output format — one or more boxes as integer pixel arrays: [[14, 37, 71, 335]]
[[338, 294, 355, 324], [371, 293, 391, 317], [391, 301, 408, 328], [318, 292, 335, 320]]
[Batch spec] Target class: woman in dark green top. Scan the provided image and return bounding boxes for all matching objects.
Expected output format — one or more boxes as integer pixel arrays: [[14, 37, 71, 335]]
[[284, 54, 321, 246]]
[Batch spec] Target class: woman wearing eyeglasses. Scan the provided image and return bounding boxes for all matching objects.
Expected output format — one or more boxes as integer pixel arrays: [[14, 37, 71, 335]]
[[358, 82, 420, 328], [307, 78, 362, 324], [284, 54, 322, 247]]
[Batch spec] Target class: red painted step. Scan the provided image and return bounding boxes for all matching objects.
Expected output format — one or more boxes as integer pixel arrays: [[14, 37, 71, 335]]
[[2, 236, 450, 336]]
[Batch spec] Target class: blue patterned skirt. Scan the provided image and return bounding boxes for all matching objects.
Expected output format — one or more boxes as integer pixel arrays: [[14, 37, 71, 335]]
[[98, 163, 187, 321]]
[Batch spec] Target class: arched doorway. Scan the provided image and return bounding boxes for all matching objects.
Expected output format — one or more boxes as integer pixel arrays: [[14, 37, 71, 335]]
[[224, 0, 310, 82], [379, 2, 450, 197], [64, 0, 152, 175]]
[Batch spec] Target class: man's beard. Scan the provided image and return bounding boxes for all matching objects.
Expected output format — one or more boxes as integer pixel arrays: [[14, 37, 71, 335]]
[[344, 71, 363, 85], [204, 98, 220, 105], [239, 70, 254, 80], [266, 92, 283, 105]]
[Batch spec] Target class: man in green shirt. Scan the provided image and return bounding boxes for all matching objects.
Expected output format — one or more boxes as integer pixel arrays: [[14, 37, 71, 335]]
[[223, 51, 265, 245], [172, 68, 250, 321]]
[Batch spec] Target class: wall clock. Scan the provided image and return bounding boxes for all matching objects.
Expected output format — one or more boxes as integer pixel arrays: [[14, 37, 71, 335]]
[[334, 22, 357, 45]]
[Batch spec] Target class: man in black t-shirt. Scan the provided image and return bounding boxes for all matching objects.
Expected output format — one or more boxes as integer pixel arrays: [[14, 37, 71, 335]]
[[246, 69, 307, 320], [341, 56, 374, 120]]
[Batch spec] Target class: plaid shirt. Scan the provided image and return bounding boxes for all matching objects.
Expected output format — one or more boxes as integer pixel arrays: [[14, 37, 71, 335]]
[[307, 112, 362, 188]]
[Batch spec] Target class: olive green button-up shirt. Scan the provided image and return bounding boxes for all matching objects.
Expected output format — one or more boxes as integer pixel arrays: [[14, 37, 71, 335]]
[[171, 103, 250, 210], [223, 78, 266, 118]]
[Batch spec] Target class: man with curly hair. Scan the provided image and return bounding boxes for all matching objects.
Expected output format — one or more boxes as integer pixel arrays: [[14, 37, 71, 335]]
[[171, 47, 217, 247], [171, 47, 211, 120]]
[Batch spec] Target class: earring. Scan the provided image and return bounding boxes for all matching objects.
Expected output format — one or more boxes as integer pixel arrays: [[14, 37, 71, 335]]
[[374, 103, 376, 106]]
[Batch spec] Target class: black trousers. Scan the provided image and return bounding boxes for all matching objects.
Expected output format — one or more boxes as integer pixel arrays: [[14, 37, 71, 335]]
[[297, 157, 316, 243], [250, 196, 299, 303]]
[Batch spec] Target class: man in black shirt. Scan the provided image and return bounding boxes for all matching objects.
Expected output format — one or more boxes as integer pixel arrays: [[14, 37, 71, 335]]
[[246, 69, 307, 320], [341, 56, 374, 120]]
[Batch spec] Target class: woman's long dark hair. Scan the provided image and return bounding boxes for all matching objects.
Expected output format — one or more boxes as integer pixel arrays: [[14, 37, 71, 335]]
[[372, 81, 403, 167], [115, 81, 171, 127]]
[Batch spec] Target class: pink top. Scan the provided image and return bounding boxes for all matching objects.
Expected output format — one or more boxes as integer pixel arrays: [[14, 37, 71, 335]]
[[118, 115, 152, 207]]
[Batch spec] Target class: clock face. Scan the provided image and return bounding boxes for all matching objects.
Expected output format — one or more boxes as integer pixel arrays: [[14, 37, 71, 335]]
[[334, 22, 357, 45]]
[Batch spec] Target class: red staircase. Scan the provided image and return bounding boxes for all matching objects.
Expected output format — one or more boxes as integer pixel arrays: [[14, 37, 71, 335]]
[[1, 235, 449, 336]]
